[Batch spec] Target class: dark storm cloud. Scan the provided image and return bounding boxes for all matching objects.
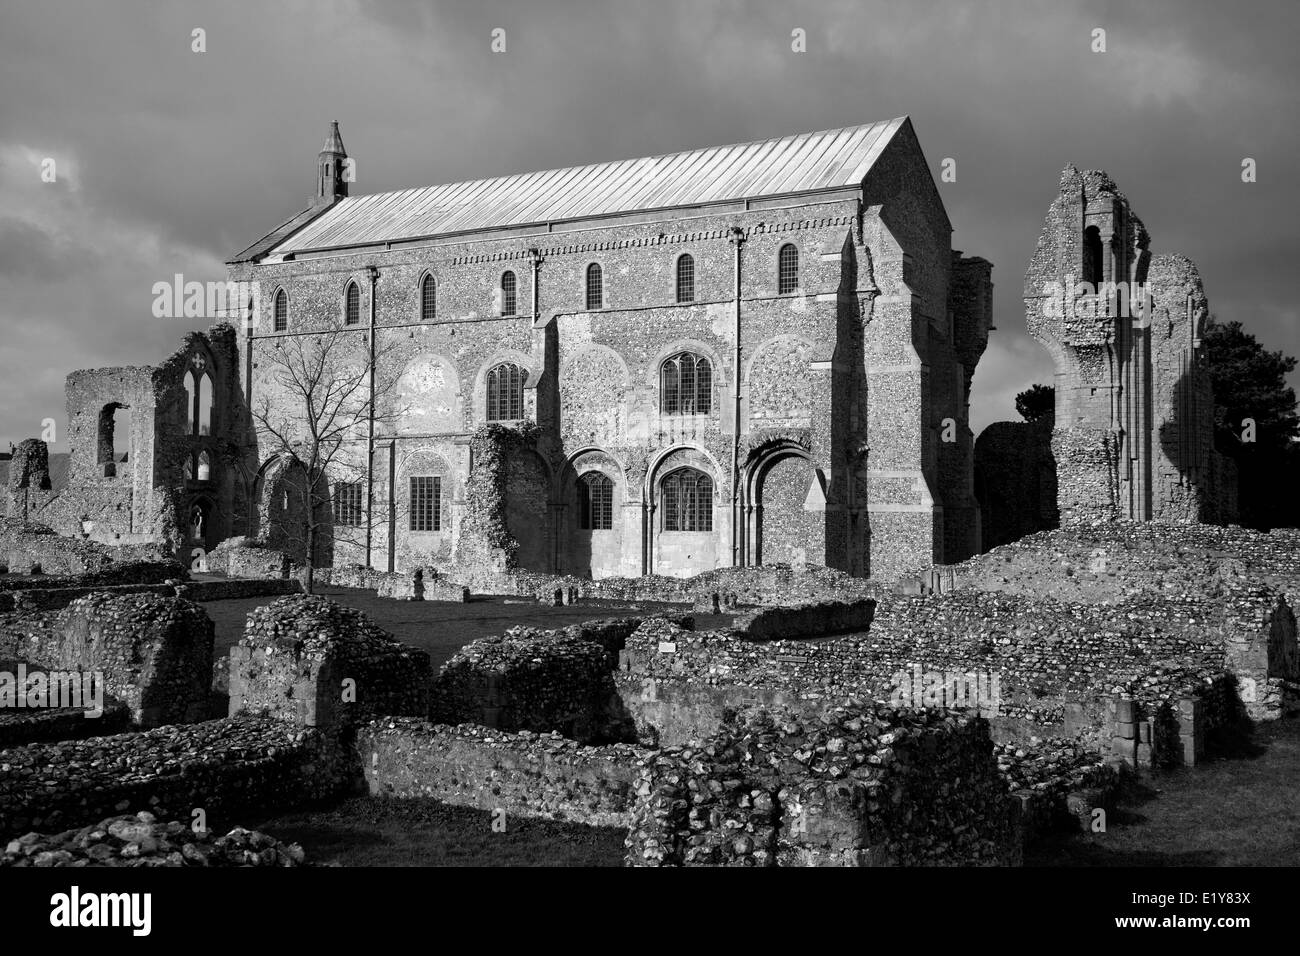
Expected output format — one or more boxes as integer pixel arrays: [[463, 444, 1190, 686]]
[[1, 0, 1296, 447]]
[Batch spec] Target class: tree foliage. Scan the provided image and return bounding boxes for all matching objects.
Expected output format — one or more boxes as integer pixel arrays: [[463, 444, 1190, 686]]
[[1015, 383, 1055, 423]]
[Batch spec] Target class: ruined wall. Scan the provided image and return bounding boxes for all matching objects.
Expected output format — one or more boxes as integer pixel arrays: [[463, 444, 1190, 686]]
[[0, 715, 345, 839], [1024, 165, 1232, 525], [359, 719, 648, 828], [227, 594, 431, 728], [13, 593, 213, 727], [625, 703, 1020, 866]]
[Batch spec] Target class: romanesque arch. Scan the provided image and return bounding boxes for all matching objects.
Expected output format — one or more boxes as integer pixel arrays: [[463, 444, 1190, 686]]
[[559, 447, 625, 579], [645, 445, 722, 577]]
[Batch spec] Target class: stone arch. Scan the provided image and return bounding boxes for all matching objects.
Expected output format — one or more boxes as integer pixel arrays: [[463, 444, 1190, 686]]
[[746, 334, 816, 424], [559, 343, 629, 445], [505, 446, 552, 572], [559, 447, 625, 579], [96, 402, 132, 478], [644, 338, 726, 390], [472, 348, 539, 424], [747, 443, 819, 566], [395, 354, 461, 435], [645, 444, 723, 578]]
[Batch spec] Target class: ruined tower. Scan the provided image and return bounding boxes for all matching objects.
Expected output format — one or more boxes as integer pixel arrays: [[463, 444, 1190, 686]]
[[1024, 165, 1235, 525]]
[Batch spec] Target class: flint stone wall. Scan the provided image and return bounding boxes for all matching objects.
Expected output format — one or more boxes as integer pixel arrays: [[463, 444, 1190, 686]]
[[205, 538, 296, 579], [0, 715, 346, 839], [431, 562, 883, 608], [0, 520, 168, 576], [228, 594, 431, 729], [729, 599, 876, 641], [358, 718, 650, 828], [616, 584, 1277, 747], [314, 564, 469, 602], [625, 703, 1022, 867], [8, 593, 213, 728], [430, 620, 647, 743]]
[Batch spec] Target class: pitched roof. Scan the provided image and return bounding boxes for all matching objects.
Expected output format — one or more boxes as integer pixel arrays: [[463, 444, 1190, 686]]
[[258, 117, 908, 257]]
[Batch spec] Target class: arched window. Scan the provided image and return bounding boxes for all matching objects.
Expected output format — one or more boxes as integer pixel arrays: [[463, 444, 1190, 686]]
[[661, 468, 713, 532], [500, 270, 517, 316], [585, 263, 603, 310], [778, 244, 799, 295], [197, 371, 212, 435], [660, 352, 712, 416], [273, 288, 288, 331], [420, 274, 436, 321], [676, 254, 695, 303], [486, 362, 525, 421], [196, 450, 211, 481], [344, 281, 361, 325], [578, 472, 613, 530]]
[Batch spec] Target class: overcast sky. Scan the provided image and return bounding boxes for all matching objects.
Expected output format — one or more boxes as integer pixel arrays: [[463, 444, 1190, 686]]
[[1, 0, 1296, 451]]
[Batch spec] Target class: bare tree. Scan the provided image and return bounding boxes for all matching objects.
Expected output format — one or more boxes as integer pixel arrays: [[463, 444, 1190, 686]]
[[251, 327, 403, 592]]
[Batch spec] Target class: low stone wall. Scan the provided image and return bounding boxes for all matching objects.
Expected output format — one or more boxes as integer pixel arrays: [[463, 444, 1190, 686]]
[[174, 578, 303, 602], [0, 560, 187, 592], [9, 593, 213, 728], [0, 697, 132, 748], [0, 520, 169, 576], [358, 718, 649, 827], [429, 561, 884, 608], [315, 564, 469, 602], [431, 625, 630, 743], [205, 538, 296, 579], [0, 577, 302, 615], [228, 595, 431, 728], [730, 599, 876, 641], [614, 583, 1277, 747], [0, 715, 346, 839], [625, 702, 1022, 866]]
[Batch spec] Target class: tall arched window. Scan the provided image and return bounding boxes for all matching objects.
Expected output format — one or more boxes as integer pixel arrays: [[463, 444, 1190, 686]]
[[273, 288, 288, 331], [661, 468, 713, 532], [500, 270, 517, 316], [586, 263, 603, 310], [344, 281, 361, 325], [486, 362, 525, 421], [660, 352, 712, 416], [420, 274, 436, 321], [676, 254, 695, 303], [778, 244, 799, 294], [578, 472, 613, 530], [183, 353, 213, 436]]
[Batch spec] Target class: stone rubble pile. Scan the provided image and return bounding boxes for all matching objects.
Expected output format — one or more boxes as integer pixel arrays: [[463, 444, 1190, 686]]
[[1, 810, 307, 867]]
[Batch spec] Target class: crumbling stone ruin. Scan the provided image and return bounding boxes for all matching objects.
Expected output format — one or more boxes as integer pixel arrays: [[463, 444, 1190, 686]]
[[1007, 165, 1236, 531]]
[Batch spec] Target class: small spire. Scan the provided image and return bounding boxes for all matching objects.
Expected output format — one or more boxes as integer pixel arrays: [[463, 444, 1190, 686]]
[[321, 120, 346, 156]]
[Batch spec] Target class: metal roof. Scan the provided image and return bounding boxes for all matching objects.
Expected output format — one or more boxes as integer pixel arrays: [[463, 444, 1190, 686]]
[[269, 117, 907, 254]]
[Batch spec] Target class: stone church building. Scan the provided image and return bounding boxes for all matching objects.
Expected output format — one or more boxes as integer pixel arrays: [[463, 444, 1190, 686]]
[[223, 118, 994, 579]]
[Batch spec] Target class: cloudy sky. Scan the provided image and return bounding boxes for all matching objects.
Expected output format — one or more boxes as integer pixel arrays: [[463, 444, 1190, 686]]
[[1, 0, 1296, 450]]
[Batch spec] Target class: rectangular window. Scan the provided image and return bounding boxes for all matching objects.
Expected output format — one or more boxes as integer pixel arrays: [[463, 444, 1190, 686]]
[[410, 476, 441, 532], [332, 482, 363, 527]]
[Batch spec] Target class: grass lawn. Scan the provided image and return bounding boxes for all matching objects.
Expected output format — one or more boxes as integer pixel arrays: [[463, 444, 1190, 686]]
[[1029, 717, 1300, 866], [201, 586, 725, 671], [246, 797, 627, 867]]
